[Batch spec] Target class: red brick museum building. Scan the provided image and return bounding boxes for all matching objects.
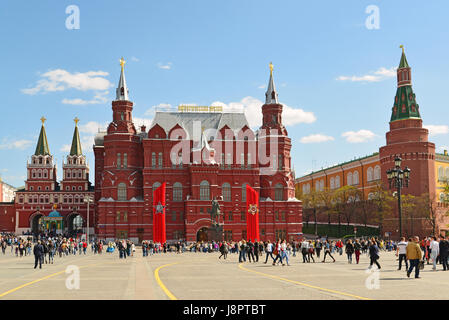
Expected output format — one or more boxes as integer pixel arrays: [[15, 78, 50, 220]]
[[92, 61, 302, 242]]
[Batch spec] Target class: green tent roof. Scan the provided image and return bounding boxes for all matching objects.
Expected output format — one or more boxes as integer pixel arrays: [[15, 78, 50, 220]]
[[70, 125, 83, 156], [34, 124, 51, 156], [399, 52, 409, 68]]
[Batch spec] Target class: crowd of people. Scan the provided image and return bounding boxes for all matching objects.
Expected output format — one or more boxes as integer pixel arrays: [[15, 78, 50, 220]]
[[3, 231, 449, 279]]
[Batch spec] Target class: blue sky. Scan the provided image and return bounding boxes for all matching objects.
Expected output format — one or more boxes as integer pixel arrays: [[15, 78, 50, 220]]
[[1, 0, 448, 187]]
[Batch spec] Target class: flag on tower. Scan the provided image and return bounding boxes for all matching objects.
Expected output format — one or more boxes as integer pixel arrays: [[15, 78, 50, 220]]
[[246, 184, 260, 242], [153, 182, 166, 244]]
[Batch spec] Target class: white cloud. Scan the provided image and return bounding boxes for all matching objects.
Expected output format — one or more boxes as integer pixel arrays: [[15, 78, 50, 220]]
[[0, 139, 33, 150], [79, 121, 108, 135], [258, 84, 266, 89], [144, 103, 172, 116], [300, 134, 335, 144], [342, 130, 377, 143], [337, 67, 396, 82], [158, 62, 173, 70], [60, 144, 71, 152], [22, 69, 112, 95], [62, 91, 109, 105], [425, 124, 449, 136], [133, 117, 154, 129], [212, 96, 316, 128], [131, 56, 140, 62]]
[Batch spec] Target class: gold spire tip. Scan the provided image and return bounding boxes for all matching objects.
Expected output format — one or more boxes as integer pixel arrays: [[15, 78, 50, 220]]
[[74, 117, 79, 126], [40, 116, 46, 125], [269, 62, 274, 74], [120, 57, 126, 69], [399, 45, 404, 54]]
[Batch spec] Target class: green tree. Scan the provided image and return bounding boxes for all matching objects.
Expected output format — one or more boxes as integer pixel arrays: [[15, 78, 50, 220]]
[[370, 182, 394, 233], [414, 193, 440, 236], [318, 187, 337, 227], [299, 189, 321, 235], [334, 185, 362, 227]]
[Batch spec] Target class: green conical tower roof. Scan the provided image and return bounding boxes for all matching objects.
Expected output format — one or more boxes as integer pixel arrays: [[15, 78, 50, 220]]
[[70, 117, 83, 156], [399, 45, 409, 68], [390, 47, 421, 122], [34, 117, 51, 156]]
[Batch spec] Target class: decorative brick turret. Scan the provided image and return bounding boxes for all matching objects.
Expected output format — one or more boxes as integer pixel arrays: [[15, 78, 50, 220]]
[[379, 47, 436, 198]]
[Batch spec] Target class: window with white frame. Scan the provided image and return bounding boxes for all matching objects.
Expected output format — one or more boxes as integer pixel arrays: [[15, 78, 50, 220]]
[[353, 171, 359, 185], [200, 181, 210, 200], [117, 183, 127, 201], [367, 167, 373, 182], [222, 183, 231, 201], [374, 166, 381, 180], [173, 182, 182, 201]]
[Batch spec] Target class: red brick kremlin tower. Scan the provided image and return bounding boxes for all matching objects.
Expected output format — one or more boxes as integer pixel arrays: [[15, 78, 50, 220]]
[[379, 46, 436, 198]]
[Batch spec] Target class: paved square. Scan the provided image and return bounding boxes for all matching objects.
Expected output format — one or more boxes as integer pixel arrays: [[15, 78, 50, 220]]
[[1, 249, 448, 300]]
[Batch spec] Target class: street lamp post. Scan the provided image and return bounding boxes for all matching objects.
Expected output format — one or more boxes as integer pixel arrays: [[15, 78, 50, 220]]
[[84, 196, 93, 243], [386, 157, 411, 239]]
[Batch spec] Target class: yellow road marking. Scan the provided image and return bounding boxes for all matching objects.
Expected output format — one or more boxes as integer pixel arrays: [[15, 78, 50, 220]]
[[154, 263, 179, 300], [0, 262, 105, 298], [238, 263, 372, 300]]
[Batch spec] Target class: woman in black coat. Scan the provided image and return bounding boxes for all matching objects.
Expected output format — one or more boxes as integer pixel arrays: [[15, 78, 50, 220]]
[[345, 240, 354, 264], [368, 239, 381, 269]]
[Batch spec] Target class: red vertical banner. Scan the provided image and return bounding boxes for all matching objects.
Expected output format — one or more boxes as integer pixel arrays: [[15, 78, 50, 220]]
[[153, 182, 166, 244], [246, 184, 260, 242]]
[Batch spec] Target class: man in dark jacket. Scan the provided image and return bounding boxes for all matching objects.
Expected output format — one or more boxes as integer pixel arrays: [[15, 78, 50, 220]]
[[247, 240, 255, 262], [33, 240, 44, 269], [439, 235, 449, 271]]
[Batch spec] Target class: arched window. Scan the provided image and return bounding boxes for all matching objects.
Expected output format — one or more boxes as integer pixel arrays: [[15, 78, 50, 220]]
[[439, 167, 444, 180], [319, 180, 324, 191], [222, 183, 231, 202], [446, 168, 449, 179], [242, 183, 248, 202], [173, 182, 183, 201], [117, 183, 127, 201], [353, 171, 359, 185], [347, 172, 353, 186], [335, 176, 340, 188], [374, 166, 381, 180], [200, 181, 210, 200], [330, 177, 335, 190], [275, 184, 284, 201], [152, 182, 161, 191], [367, 167, 373, 182]]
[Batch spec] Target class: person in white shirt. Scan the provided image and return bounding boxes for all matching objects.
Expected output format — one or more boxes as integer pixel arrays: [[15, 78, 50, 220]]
[[429, 236, 440, 271], [396, 237, 408, 270], [301, 240, 309, 263], [264, 241, 275, 264]]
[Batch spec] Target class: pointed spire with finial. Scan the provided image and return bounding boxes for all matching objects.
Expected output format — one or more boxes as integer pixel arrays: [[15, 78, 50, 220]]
[[34, 116, 51, 156], [70, 117, 83, 156], [116, 57, 129, 101], [265, 62, 279, 104], [399, 45, 409, 69], [390, 46, 421, 122]]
